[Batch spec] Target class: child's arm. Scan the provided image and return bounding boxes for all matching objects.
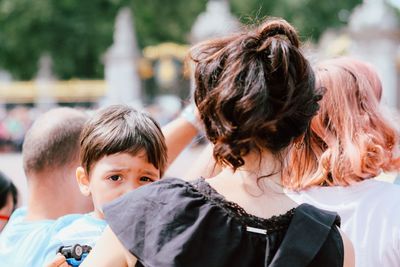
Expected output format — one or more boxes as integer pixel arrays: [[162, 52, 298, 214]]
[[80, 226, 136, 267]]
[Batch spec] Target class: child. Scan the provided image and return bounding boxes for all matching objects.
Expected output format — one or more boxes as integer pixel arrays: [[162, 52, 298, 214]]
[[44, 105, 167, 265]]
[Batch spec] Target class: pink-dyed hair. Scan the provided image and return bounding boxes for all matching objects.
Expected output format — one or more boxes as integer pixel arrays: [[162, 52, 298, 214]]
[[283, 57, 400, 189]]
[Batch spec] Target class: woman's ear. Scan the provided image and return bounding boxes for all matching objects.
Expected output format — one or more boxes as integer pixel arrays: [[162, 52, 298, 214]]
[[76, 167, 91, 197]]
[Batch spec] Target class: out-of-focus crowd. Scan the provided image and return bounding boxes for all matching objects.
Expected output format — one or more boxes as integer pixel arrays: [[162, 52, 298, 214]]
[[0, 106, 33, 152], [0, 94, 184, 152]]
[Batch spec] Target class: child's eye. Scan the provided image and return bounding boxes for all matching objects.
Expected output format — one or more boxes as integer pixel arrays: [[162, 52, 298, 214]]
[[139, 177, 154, 183], [109, 175, 122, 182]]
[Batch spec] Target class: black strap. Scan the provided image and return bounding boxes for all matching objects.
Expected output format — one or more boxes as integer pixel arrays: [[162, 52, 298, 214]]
[[268, 203, 340, 267]]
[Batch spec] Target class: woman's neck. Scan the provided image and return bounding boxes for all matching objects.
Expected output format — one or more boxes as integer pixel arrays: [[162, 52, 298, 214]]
[[229, 150, 284, 193], [207, 149, 297, 218]]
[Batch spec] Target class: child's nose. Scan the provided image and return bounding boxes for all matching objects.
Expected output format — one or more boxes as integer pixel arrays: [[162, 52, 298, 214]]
[[125, 181, 139, 192]]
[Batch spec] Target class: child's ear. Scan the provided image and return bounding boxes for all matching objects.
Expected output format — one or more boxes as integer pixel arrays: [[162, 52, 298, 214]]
[[76, 167, 91, 197]]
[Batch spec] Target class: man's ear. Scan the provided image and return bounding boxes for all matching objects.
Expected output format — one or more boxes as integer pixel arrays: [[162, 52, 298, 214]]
[[76, 167, 91, 197]]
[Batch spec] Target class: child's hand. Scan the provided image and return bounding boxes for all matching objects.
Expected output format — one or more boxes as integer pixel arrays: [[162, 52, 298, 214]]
[[45, 253, 70, 267]]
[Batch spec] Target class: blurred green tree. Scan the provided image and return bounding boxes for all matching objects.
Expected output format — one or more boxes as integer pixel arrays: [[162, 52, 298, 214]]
[[230, 0, 362, 40], [0, 0, 361, 80], [0, 0, 120, 79]]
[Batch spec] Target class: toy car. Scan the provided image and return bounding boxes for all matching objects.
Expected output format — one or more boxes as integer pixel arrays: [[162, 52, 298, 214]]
[[58, 244, 92, 267]]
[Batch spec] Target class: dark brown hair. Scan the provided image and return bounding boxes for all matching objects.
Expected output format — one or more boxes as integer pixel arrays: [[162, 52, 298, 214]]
[[80, 105, 168, 177], [190, 18, 321, 170], [23, 108, 87, 175]]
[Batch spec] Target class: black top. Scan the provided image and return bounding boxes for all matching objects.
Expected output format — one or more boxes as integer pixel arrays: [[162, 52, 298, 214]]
[[104, 178, 344, 267]]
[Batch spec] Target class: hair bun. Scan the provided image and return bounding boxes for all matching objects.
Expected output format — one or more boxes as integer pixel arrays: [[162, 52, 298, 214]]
[[257, 18, 299, 48], [191, 18, 316, 171]]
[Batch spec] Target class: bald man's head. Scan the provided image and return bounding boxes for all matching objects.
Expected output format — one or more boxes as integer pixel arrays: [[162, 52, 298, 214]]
[[23, 108, 88, 176]]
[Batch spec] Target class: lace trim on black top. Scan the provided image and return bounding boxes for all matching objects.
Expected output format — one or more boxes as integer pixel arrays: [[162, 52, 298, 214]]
[[190, 177, 295, 232]]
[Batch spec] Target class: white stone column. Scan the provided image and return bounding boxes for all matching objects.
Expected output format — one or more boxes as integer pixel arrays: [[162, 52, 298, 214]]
[[103, 7, 142, 108], [189, 0, 241, 95], [35, 53, 56, 110], [190, 0, 240, 44]]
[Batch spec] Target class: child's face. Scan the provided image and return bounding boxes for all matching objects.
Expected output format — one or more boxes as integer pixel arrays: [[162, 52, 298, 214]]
[[76, 151, 160, 219]]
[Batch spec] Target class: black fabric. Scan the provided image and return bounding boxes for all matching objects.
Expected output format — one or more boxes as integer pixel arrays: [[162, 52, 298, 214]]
[[269, 203, 343, 267], [104, 178, 344, 267]]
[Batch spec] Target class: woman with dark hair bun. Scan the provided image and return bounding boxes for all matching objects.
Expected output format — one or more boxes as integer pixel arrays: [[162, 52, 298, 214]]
[[0, 171, 18, 232], [62, 18, 354, 267]]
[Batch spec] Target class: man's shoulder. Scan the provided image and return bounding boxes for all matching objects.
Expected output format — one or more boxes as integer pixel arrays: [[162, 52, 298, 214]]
[[53, 213, 86, 229], [7, 206, 27, 223], [0, 217, 56, 266], [54, 213, 106, 230], [1, 211, 55, 241], [52, 213, 107, 240]]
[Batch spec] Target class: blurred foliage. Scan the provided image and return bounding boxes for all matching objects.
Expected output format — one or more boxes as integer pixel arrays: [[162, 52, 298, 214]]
[[231, 0, 362, 40], [0, 0, 361, 80]]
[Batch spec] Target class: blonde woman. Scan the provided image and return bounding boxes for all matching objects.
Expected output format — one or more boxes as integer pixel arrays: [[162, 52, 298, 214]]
[[286, 58, 400, 267]]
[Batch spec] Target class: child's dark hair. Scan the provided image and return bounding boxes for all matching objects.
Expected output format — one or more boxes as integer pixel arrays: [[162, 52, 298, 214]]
[[80, 105, 168, 177], [0, 171, 18, 211], [190, 18, 322, 170]]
